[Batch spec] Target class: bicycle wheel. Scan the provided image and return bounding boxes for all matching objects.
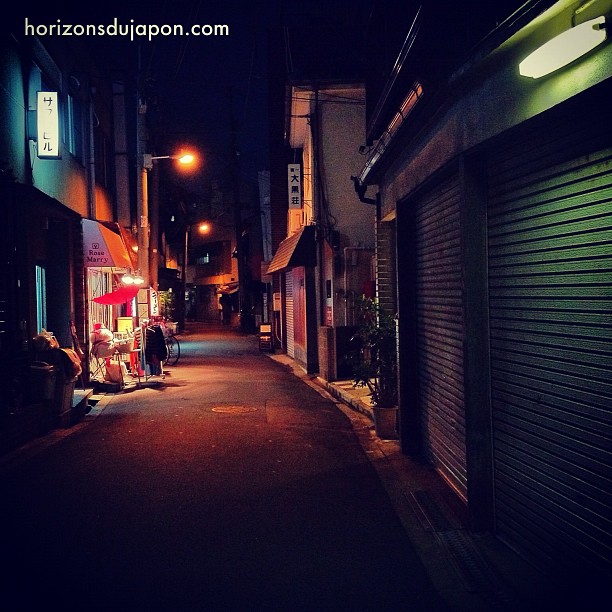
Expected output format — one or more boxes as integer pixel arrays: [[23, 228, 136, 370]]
[[164, 335, 180, 366]]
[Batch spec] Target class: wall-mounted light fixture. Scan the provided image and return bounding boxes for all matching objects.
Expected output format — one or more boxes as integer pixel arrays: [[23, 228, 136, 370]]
[[519, 16, 607, 78], [121, 271, 144, 285]]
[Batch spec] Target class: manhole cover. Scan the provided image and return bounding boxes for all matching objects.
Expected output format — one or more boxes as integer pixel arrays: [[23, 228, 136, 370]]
[[212, 405, 258, 414]]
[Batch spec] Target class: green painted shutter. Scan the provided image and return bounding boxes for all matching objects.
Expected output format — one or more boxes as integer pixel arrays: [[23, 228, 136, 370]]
[[487, 101, 612, 580]]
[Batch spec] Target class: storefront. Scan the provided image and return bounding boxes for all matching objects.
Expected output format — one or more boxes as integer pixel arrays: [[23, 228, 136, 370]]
[[484, 81, 612, 582], [365, 0, 612, 585], [267, 225, 318, 372], [398, 172, 467, 501], [83, 219, 138, 380]]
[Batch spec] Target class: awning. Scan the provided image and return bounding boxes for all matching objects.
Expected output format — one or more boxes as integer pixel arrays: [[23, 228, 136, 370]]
[[218, 283, 239, 295], [92, 286, 140, 305], [117, 225, 139, 269], [267, 225, 316, 274], [82, 219, 133, 268]]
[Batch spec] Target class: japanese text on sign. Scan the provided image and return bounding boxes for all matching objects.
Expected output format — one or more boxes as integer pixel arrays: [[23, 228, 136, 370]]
[[37, 91, 60, 159], [288, 164, 302, 209], [150, 289, 159, 316]]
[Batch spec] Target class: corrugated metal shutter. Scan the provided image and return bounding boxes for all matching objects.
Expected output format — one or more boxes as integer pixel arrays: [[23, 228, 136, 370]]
[[414, 174, 466, 500], [0, 271, 7, 348], [285, 270, 295, 358], [487, 108, 612, 579], [377, 220, 397, 315]]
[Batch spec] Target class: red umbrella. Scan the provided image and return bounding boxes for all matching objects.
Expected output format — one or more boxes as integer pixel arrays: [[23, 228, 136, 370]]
[[92, 286, 139, 305]]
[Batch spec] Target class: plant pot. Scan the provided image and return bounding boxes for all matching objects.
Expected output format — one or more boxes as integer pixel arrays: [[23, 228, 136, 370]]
[[372, 405, 398, 439]]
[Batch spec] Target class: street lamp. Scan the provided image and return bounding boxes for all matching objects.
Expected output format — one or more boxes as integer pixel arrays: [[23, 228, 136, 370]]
[[143, 153, 196, 168], [137, 150, 197, 296], [180, 220, 211, 332]]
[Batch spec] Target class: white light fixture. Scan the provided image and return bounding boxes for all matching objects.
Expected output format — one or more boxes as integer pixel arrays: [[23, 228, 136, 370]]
[[519, 16, 607, 78], [122, 271, 144, 285]]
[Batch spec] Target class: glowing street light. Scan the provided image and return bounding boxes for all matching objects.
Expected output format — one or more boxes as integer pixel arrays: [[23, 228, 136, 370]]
[[137, 149, 198, 296], [178, 153, 195, 165], [143, 152, 197, 169], [178, 219, 212, 332]]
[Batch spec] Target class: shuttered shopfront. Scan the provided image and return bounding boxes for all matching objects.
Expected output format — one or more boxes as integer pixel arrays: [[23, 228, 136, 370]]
[[285, 270, 295, 358], [414, 174, 467, 501], [486, 88, 612, 580]]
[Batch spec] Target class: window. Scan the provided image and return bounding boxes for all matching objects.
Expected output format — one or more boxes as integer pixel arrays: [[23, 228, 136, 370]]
[[65, 94, 83, 161], [35, 265, 47, 333]]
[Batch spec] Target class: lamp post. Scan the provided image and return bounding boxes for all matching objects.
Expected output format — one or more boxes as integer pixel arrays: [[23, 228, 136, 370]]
[[137, 151, 196, 319], [180, 221, 210, 332]]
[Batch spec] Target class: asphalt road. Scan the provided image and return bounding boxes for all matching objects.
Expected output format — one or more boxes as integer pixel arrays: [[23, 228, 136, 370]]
[[1, 324, 452, 611]]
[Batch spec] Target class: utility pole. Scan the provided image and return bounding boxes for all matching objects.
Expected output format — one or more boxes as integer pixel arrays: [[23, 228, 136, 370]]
[[229, 87, 253, 333], [136, 49, 149, 290]]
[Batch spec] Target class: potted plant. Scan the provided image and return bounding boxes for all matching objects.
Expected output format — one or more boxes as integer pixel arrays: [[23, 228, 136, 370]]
[[349, 295, 399, 439]]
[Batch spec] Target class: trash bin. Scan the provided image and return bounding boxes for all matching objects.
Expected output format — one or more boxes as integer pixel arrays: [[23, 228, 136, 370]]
[[29, 361, 57, 433], [55, 375, 77, 428], [29, 362, 57, 400]]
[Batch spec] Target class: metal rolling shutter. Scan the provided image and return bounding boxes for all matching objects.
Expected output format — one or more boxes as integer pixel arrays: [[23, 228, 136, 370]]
[[487, 111, 612, 579], [285, 271, 295, 358], [415, 174, 467, 500]]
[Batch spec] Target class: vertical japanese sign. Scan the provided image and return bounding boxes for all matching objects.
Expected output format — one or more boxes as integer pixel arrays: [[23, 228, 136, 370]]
[[37, 92, 60, 159], [138, 288, 149, 320], [288, 164, 302, 209], [149, 289, 160, 317]]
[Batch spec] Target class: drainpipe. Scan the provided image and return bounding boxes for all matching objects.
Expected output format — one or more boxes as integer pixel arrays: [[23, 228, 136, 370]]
[[351, 175, 376, 205]]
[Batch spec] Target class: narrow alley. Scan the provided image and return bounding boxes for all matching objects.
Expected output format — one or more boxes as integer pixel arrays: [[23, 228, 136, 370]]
[[1, 325, 447, 611], [1, 325, 564, 611]]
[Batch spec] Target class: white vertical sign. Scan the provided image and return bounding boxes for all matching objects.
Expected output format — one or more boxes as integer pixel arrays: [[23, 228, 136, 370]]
[[288, 164, 301, 209], [37, 91, 60, 159], [149, 289, 159, 316]]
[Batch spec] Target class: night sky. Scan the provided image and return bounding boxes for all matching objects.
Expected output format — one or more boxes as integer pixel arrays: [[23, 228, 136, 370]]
[[9, 0, 374, 193], [22, 1, 280, 186]]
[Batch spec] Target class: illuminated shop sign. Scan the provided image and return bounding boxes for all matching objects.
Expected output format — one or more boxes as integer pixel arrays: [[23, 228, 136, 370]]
[[37, 91, 60, 159], [288, 164, 302, 209], [150, 289, 159, 316]]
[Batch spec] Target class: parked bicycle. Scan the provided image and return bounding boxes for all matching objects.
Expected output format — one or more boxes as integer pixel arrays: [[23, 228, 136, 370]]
[[164, 334, 180, 366], [162, 321, 181, 366]]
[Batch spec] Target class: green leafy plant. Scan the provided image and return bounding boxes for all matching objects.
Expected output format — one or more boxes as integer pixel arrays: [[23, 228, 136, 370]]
[[349, 295, 398, 408], [158, 290, 177, 320]]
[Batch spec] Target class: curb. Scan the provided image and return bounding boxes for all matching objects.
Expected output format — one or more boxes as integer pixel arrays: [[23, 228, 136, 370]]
[[316, 377, 375, 421], [0, 391, 115, 472]]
